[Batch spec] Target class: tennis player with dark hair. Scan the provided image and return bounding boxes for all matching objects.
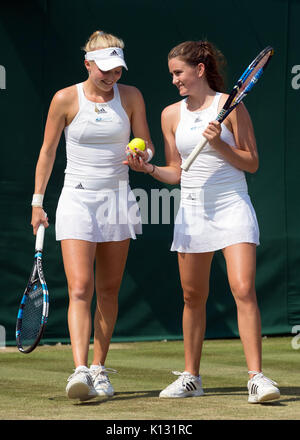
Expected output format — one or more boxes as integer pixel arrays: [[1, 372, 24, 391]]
[[127, 40, 280, 403], [31, 30, 154, 401]]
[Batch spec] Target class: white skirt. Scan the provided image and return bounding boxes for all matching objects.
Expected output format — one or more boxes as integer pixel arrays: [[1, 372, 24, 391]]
[[171, 186, 260, 253], [55, 177, 142, 242]]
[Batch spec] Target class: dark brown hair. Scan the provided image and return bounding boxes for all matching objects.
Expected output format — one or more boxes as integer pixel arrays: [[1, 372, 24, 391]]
[[168, 41, 226, 92]]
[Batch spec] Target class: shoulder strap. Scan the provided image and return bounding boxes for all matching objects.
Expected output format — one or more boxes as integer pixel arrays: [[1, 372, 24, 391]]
[[211, 92, 222, 113], [76, 83, 84, 107], [180, 98, 188, 117]]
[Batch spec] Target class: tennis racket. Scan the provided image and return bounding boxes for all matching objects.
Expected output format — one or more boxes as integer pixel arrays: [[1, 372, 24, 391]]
[[181, 46, 274, 171], [16, 220, 49, 353]]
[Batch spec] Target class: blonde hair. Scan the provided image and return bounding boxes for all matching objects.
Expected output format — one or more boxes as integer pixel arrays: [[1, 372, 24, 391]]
[[83, 30, 124, 52]]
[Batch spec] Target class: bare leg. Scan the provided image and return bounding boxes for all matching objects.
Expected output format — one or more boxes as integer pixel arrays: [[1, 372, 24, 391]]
[[178, 252, 214, 376], [223, 243, 262, 377], [61, 239, 97, 368], [92, 239, 130, 366]]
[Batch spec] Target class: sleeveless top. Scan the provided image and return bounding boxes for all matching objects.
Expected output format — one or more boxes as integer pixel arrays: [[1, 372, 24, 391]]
[[63, 82, 130, 184], [175, 92, 248, 192]]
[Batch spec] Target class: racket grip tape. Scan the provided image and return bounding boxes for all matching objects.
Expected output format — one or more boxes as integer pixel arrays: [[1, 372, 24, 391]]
[[35, 212, 47, 251], [35, 224, 45, 251], [181, 135, 208, 171]]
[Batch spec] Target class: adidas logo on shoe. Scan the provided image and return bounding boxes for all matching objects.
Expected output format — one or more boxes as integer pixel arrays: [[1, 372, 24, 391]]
[[247, 372, 280, 404], [66, 367, 98, 401], [159, 371, 204, 398]]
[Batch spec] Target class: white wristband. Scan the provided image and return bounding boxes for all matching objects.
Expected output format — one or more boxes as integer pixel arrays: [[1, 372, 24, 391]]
[[32, 194, 44, 207], [145, 148, 153, 163]]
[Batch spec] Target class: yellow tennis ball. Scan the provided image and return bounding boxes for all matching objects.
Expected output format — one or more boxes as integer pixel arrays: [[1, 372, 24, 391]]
[[128, 138, 146, 152]]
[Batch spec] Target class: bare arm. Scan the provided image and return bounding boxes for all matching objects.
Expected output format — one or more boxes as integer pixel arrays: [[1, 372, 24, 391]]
[[120, 85, 154, 162], [203, 101, 259, 174], [129, 87, 155, 158], [31, 89, 69, 233]]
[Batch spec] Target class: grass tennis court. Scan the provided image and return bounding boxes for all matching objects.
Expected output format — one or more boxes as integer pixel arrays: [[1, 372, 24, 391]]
[[0, 336, 299, 420]]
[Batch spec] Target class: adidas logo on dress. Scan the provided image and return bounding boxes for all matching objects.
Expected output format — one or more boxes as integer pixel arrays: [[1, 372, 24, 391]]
[[75, 183, 85, 189], [95, 105, 108, 114], [187, 194, 196, 200]]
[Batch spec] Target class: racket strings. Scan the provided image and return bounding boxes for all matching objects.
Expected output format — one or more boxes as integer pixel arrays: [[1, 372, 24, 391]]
[[235, 51, 272, 102], [19, 281, 44, 349]]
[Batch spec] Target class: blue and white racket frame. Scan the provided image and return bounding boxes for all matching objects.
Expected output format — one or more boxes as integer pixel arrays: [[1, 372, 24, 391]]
[[181, 46, 274, 171], [16, 222, 49, 354]]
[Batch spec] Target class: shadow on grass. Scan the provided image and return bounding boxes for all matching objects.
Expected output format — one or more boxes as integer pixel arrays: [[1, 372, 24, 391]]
[[48, 390, 161, 405], [204, 386, 300, 406], [48, 387, 300, 406]]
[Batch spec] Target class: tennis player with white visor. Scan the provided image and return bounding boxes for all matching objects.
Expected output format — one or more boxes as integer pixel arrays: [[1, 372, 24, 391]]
[[31, 30, 154, 401], [85, 47, 127, 70]]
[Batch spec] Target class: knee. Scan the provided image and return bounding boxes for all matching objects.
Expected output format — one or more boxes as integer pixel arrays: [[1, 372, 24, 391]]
[[68, 280, 93, 303], [230, 280, 257, 306], [97, 282, 120, 303], [183, 284, 208, 309]]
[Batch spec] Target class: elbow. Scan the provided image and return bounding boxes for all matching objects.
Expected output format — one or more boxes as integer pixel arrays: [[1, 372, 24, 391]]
[[172, 171, 181, 184], [248, 165, 258, 174], [175, 168, 181, 184], [168, 174, 181, 185], [40, 143, 57, 161], [248, 157, 259, 174]]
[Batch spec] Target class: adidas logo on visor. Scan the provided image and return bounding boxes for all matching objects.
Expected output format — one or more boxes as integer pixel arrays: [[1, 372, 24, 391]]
[[110, 50, 119, 57]]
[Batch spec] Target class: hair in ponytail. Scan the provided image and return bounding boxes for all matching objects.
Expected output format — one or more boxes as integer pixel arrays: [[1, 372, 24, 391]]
[[83, 30, 124, 52], [168, 40, 226, 92]]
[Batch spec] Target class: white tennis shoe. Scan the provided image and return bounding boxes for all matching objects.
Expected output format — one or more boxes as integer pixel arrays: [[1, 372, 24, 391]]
[[90, 366, 117, 397], [247, 372, 280, 403], [159, 371, 204, 398], [66, 366, 98, 401]]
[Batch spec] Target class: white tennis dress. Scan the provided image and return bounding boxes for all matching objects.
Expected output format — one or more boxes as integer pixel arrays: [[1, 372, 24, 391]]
[[171, 93, 259, 253], [55, 82, 142, 242]]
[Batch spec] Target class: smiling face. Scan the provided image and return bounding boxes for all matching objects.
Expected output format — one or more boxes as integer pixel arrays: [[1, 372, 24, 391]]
[[168, 57, 205, 97], [85, 60, 123, 92]]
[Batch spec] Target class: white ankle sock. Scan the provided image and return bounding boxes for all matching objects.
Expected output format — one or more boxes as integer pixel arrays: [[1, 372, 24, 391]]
[[75, 365, 89, 372], [90, 364, 105, 371]]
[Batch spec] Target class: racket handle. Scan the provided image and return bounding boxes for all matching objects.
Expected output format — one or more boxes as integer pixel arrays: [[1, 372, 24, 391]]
[[181, 135, 208, 171], [35, 212, 47, 251]]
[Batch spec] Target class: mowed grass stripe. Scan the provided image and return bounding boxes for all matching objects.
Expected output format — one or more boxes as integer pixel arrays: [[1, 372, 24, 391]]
[[0, 337, 299, 420]]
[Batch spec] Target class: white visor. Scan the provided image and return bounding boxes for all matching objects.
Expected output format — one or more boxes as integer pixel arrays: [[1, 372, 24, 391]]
[[85, 47, 128, 71]]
